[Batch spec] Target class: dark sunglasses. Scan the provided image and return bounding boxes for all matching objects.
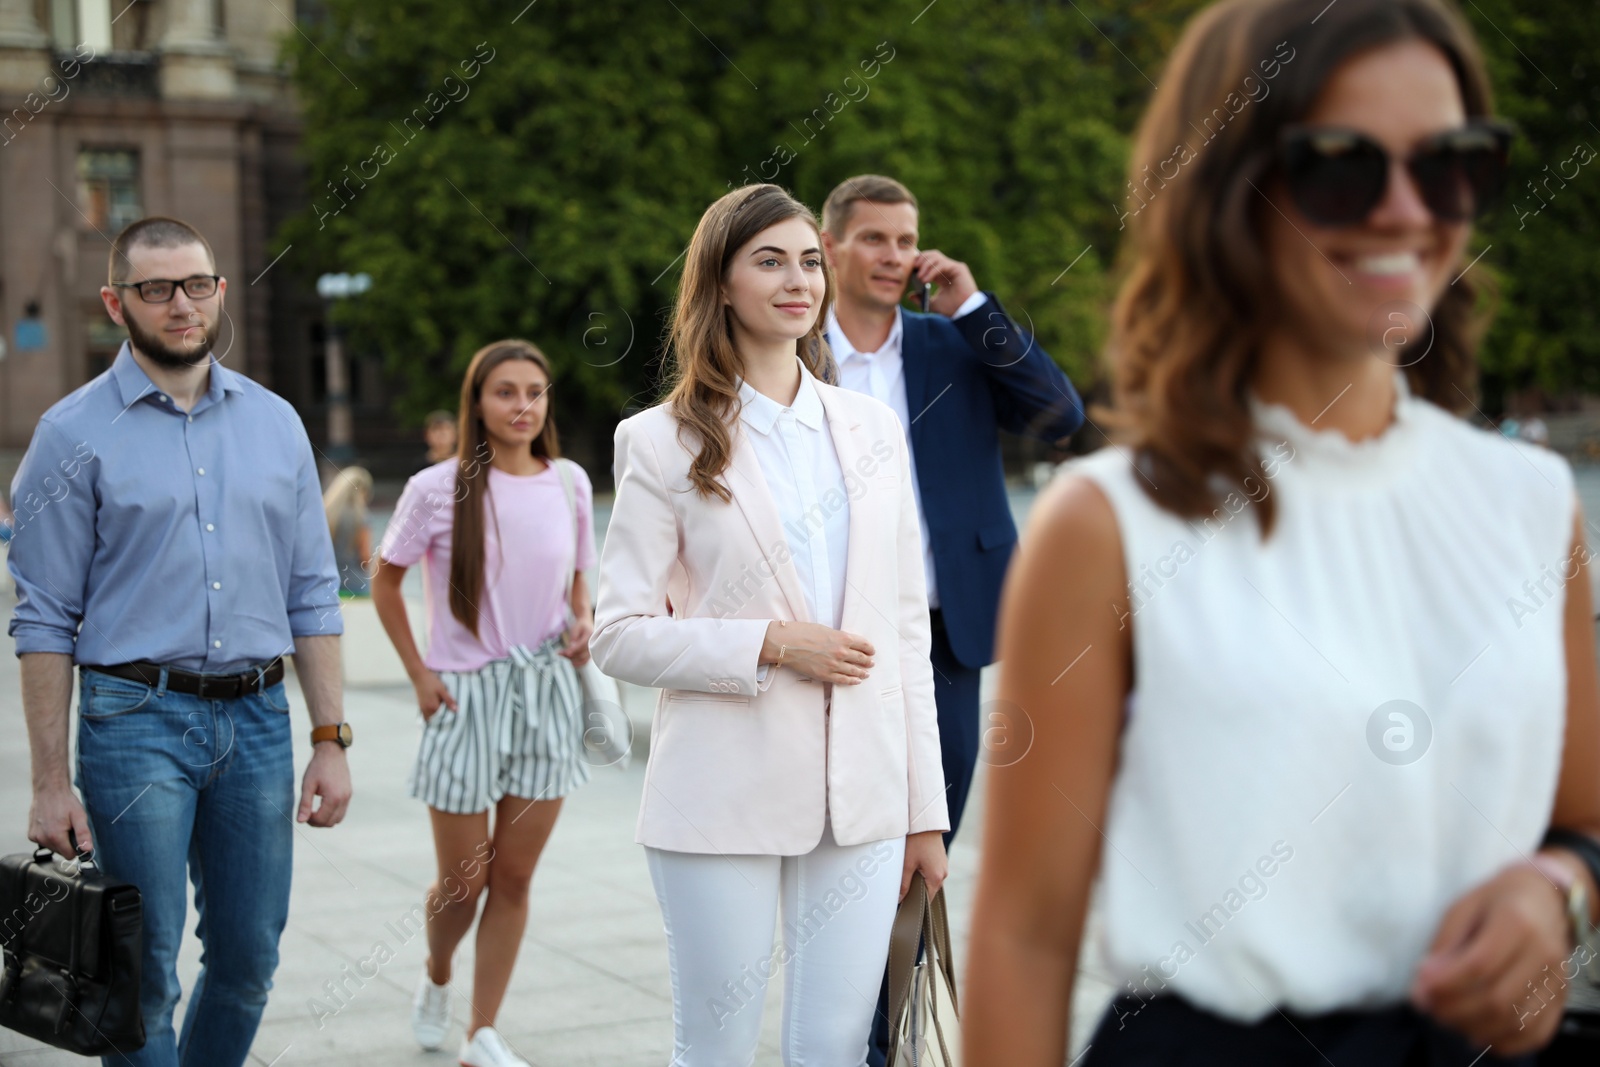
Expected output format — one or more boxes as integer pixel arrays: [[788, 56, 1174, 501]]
[[1278, 120, 1515, 227]]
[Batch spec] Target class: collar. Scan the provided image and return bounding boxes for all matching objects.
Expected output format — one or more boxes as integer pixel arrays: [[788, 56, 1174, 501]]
[[111, 340, 241, 413], [825, 306, 902, 364], [736, 356, 826, 436], [1249, 369, 1418, 475]]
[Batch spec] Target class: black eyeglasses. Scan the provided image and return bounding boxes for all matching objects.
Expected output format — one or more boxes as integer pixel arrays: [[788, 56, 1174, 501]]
[[111, 275, 221, 303], [1278, 120, 1515, 227]]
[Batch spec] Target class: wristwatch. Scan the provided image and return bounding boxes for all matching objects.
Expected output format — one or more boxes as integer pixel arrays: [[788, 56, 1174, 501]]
[[310, 722, 354, 749], [1532, 852, 1591, 951]]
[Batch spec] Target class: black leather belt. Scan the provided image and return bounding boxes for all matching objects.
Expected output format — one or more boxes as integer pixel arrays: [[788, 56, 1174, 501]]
[[83, 657, 284, 700]]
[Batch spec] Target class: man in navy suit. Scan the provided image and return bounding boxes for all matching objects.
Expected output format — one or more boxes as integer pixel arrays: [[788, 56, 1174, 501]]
[[820, 174, 1083, 1066]]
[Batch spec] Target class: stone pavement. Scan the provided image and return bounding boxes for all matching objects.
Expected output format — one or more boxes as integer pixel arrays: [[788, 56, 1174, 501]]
[[6, 464, 1595, 1065], [0, 588, 1116, 1067]]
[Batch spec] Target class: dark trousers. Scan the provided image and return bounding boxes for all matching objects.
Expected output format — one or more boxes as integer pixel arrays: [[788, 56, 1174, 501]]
[[867, 607, 982, 1066], [1540, 1013, 1600, 1065], [1081, 993, 1532, 1066]]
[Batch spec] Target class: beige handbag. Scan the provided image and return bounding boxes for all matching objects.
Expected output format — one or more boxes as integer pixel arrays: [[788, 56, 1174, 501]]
[[886, 871, 961, 1066], [552, 458, 632, 769]]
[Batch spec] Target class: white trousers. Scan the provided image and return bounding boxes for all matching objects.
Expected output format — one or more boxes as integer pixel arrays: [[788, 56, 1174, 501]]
[[645, 816, 907, 1066]]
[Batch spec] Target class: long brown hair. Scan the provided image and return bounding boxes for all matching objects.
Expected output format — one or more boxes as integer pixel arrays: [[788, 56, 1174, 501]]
[[664, 184, 838, 502], [1103, 0, 1495, 536], [449, 339, 561, 638]]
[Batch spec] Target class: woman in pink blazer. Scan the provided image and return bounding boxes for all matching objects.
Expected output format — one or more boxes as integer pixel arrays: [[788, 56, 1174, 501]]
[[592, 184, 949, 1064]]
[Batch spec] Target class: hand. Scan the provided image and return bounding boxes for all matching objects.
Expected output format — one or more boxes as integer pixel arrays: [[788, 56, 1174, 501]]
[[901, 830, 948, 901], [412, 669, 458, 722], [762, 621, 874, 684], [298, 744, 352, 827], [29, 781, 92, 858], [561, 614, 594, 669], [1411, 860, 1576, 1054], [911, 250, 979, 317]]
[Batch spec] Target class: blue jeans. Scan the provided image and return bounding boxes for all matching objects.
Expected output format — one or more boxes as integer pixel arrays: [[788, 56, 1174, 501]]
[[73, 667, 296, 1067]]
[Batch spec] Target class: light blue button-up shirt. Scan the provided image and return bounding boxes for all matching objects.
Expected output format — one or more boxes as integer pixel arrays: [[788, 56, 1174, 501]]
[[7, 342, 343, 671]]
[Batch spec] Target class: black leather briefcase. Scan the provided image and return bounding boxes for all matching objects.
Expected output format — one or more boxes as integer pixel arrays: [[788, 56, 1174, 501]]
[[0, 847, 145, 1055]]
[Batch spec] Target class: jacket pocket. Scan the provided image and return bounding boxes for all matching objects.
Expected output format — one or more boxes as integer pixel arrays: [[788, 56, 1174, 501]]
[[976, 521, 1016, 552], [663, 689, 752, 706]]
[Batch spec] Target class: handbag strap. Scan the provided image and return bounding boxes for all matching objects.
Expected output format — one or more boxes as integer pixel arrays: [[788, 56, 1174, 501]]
[[919, 882, 959, 1064], [552, 458, 579, 626], [924, 879, 959, 1017], [885, 871, 929, 1064]]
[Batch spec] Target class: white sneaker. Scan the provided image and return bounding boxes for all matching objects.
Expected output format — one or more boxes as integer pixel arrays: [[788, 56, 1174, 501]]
[[411, 965, 452, 1050], [459, 1026, 531, 1067]]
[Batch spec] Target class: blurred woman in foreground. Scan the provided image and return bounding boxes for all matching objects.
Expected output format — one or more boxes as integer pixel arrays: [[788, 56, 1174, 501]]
[[964, 1, 1600, 1064]]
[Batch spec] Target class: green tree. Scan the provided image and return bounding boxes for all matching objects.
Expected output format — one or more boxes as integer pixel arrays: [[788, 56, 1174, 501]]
[[1462, 0, 1600, 406], [279, 0, 1148, 449], [280, 0, 1599, 457]]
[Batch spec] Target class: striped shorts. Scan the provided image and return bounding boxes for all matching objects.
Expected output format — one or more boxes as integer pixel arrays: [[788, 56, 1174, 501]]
[[408, 636, 593, 814]]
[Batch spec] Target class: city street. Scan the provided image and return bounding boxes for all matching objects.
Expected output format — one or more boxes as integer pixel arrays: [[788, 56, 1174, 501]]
[[2, 468, 1597, 1065], [0, 480, 1118, 1066]]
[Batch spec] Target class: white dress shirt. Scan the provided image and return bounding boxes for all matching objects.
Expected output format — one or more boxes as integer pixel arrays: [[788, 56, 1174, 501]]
[[736, 359, 850, 683], [826, 292, 986, 611]]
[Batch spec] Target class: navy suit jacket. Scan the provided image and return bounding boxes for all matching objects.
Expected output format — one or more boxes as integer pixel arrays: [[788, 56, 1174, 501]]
[[897, 293, 1083, 670]]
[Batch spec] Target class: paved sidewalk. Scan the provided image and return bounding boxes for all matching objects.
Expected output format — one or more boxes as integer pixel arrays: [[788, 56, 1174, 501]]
[[5, 465, 1599, 1064], [0, 607, 1114, 1066]]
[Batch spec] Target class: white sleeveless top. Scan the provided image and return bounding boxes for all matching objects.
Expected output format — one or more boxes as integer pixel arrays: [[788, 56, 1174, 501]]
[[1069, 371, 1575, 1021]]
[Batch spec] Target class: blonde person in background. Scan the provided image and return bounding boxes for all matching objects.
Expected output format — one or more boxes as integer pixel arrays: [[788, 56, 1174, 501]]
[[425, 408, 459, 465], [591, 183, 949, 1065], [323, 465, 373, 596], [370, 340, 597, 1067]]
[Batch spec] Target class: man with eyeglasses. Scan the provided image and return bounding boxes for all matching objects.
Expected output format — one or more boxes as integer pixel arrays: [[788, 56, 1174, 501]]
[[7, 215, 353, 1067]]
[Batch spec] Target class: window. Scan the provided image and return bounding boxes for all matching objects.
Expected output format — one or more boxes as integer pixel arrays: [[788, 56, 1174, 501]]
[[77, 149, 141, 233], [50, 0, 113, 52]]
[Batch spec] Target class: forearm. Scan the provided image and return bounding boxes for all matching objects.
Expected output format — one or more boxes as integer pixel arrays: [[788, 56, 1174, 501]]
[[590, 613, 769, 694], [953, 296, 1084, 442], [963, 927, 1078, 1063], [19, 652, 74, 789], [570, 571, 592, 620], [289, 634, 343, 727], [371, 569, 428, 681]]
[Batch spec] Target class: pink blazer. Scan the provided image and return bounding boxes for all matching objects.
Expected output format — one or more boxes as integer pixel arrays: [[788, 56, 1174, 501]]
[[591, 379, 950, 854]]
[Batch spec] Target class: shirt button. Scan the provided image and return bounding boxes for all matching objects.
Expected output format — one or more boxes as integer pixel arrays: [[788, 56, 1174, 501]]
[[212, 640, 222, 648], [197, 467, 205, 475], [205, 523, 215, 532], [212, 581, 221, 590], [187, 415, 194, 423], [159, 394, 168, 403]]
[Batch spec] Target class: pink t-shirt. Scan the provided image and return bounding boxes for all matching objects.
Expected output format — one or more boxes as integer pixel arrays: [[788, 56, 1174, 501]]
[[378, 458, 597, 672]]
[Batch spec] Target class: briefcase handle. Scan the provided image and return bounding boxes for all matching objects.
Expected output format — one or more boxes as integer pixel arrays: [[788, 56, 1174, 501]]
[[31, 827, 97, 871]]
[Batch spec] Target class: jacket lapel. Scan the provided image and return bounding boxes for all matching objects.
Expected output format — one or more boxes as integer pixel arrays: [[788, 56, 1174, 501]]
[[815, 381, 869, 629], [724, 421, 811, 622], [900, 310, 932, 456]]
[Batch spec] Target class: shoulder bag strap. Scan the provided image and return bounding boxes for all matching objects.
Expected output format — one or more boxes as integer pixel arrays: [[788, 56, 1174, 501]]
[[552, 458, 579, 628]]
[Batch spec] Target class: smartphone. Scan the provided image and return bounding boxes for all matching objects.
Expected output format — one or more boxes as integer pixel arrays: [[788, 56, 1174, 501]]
[[914, 277, 930, 312]]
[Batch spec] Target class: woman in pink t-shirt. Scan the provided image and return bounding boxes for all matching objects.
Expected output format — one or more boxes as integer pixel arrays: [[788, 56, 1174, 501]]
[[371, 338, 597, 1067]]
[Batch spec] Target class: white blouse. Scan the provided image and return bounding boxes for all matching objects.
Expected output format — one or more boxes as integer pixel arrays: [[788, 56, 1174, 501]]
[[1069, 371, 1575, 1021], [735, 358, 850, 634]]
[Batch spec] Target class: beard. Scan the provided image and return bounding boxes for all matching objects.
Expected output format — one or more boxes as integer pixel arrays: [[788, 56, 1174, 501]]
[[124, 311, 220, 368]]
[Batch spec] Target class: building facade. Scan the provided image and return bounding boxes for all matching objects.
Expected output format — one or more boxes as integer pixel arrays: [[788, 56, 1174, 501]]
[[0, 0, 356, 465]]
